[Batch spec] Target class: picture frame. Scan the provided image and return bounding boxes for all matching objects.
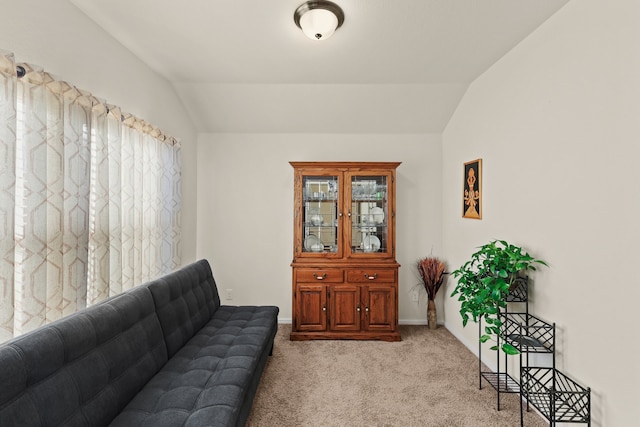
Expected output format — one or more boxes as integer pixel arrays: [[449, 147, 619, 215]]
[[463, 159, 482, 219]]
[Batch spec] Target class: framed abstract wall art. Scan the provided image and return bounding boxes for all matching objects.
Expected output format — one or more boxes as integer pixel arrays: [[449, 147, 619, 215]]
[[463, 159, 482, 219]]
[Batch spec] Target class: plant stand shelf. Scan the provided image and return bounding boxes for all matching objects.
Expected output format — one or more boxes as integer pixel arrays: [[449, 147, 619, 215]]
[[521, 367, 591, 426], [480, 372, 520, 393], [503, 312, 555, 354]]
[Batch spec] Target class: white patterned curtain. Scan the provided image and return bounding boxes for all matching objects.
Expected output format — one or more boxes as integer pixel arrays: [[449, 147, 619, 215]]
[[0, 50, 181, 341]]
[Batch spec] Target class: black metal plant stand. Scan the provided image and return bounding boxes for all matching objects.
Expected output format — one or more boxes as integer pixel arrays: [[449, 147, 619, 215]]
[[477, 277, 591, 426]]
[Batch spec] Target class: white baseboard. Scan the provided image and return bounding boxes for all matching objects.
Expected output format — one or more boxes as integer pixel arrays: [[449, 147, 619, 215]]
[[277, 318, 438, 326], [398, 319, 430, 325]]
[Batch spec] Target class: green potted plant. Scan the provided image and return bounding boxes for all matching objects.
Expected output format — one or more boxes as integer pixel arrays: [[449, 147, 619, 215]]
[[415, 256, 447, 330], [450, 239, 548, 354]]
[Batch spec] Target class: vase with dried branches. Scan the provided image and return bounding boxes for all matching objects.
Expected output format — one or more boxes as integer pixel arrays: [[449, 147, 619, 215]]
[[416, 256, 447, 330]]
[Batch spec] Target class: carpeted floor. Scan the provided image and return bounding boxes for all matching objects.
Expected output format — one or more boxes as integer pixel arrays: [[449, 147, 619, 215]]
[[247, 324, 547, 427]]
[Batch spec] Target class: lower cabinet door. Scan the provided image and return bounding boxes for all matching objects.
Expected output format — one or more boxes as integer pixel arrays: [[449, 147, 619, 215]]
[[329, 284, 361, 332], [363, 285, 396, 332], [295, 283, 327, 331]]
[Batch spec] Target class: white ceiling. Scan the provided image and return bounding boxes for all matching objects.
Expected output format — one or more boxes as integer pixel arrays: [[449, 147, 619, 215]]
[[70, 0, 570, 133]]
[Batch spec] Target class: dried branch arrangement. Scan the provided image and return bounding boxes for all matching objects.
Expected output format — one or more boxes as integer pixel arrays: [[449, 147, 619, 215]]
[[417, 257, 446, 301]]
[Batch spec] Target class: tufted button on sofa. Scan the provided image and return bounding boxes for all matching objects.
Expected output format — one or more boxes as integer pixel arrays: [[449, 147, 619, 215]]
[[0, 259, 279, 427]]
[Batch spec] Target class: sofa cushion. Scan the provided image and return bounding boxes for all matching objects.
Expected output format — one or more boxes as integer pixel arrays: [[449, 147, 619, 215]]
[[147, 259, 221, 358], [110, 305, 279, 427], [0, 286, 167, 427]]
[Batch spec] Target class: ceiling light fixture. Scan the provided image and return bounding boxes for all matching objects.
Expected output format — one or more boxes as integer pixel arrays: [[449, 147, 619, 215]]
[[294, 1, 344, 41]]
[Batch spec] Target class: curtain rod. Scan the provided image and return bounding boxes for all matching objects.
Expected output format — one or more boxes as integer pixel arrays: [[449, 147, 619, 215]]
[[12, 64, 178, 146]]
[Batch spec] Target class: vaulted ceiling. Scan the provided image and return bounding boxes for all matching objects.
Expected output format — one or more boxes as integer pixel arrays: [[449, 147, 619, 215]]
[[70, 0, 569, 133]]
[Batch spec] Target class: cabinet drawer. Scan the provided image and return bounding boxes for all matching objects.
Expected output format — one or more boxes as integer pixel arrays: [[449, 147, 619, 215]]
[[346, 269, 396, 283], [297, 268, 344, 283]]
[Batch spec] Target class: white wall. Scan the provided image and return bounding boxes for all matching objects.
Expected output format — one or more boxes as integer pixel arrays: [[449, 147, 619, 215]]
[[0, 0, 198, 263], [196, 133, 443, 322], [442, 0, 640, 425]]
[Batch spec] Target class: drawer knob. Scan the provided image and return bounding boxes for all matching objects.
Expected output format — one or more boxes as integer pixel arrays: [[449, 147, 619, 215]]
[[313, 273, 327, 280], [364, 273, 378, 280]]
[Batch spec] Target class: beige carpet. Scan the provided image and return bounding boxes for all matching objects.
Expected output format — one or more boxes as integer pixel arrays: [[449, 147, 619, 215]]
[[247, 324, 547, 427]]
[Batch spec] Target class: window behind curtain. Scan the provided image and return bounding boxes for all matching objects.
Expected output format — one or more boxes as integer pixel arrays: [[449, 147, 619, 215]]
[[0, 50, 182, 341]]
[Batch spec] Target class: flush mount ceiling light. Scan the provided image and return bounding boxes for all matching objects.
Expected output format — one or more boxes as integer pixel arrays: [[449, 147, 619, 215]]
[[294, 1, 344, 41]]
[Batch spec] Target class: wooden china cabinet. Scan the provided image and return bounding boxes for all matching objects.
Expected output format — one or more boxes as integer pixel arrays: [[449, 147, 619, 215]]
[[290, 161, 401, 341]]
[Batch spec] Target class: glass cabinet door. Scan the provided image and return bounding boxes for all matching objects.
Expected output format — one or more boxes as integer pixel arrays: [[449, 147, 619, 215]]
[[347, 172, 392, 257], [301, 174, 340, 255]]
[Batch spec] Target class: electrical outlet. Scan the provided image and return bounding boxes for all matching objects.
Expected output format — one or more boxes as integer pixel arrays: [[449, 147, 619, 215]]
[[411, 290, 419, 302], [225, 289, 233, 300]]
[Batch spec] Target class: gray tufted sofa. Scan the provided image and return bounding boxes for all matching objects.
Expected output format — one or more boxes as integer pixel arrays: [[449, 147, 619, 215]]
[[0, 259, 279, 427]]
